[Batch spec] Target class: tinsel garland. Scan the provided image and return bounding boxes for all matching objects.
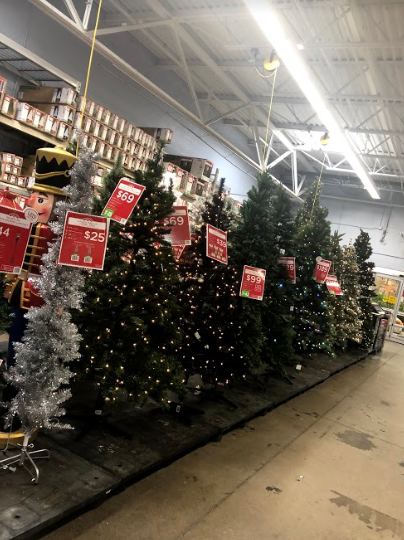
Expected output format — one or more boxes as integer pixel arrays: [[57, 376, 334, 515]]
[[5, 142, 95, 433]]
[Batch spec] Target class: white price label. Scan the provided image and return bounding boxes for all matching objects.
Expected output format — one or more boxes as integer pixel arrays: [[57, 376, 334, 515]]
[[164, 216, 184, 226], [84, 230, 106, 242], [247, 275, 262, 284], [117, 190, 135, 203]]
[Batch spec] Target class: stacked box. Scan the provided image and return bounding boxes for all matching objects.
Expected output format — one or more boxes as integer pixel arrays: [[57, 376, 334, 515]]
[[0, 77, 6, 108], [1, 95, 18, 118]]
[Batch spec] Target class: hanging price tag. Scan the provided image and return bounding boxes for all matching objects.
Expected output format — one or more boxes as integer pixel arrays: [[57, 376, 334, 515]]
[[325, 275, 343, 296], [313, 257, 331, 284], [59, 211, 109, 270], [206, 224, 228, 264], [278, 256, 296, 283], [0, 206, 31, 274], [172, 245, 185, 261], [101, 177, 145, 225], [239, 265, 267, 301], [161, 206, 191, 245]]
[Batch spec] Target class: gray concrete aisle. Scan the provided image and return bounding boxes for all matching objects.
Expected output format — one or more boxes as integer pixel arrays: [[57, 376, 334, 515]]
[[45, 341, 404, 540]]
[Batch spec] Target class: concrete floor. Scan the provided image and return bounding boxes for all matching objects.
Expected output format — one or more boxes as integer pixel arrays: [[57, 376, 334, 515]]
[[44, 341, 404, 540]]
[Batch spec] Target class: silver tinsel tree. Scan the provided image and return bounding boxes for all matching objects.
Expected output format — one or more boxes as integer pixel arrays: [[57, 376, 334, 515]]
[[5, 144, 95, 434]]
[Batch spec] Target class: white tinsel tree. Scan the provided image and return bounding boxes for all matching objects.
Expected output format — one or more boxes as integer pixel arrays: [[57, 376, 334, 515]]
[[5, 144, 95, 433]]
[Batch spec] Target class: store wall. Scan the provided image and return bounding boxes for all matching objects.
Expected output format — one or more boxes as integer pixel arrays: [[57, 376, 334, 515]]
[[323, 196, 404, 273], [0, 0, 257, 198]]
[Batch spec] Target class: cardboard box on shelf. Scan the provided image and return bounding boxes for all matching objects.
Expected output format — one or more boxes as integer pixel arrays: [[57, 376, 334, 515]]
[[16, 102, 35, 125], [142, 127, 173, 144], [50, 104, 75, 125], [103, 144, 114, 161], [0, 77, 6, 107], [0, 153, 14, 164], [44, 115, 59, 137], [109, 113, 119, 130], [109, 130, 117, 146], [117, 117, 127, 134], [14, 156, 23, 167], [5, 174, 18, 185], [56, 122, 71, 141], [17, 176, 28, 187], [1, 95, 18, 118], [93, 139, 106, 156], [12, 165, 21, 176], [116, 133, 124, 149], [33, 108, 48, 131], [18, 86, 77, 105], [77, 96, 95, 116]]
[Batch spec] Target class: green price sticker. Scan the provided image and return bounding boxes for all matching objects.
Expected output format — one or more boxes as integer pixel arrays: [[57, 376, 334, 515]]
[[241, 290, 250, 298], [102, 208, 114, 218]]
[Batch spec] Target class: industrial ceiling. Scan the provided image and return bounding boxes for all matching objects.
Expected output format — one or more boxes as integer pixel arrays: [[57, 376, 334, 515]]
[[28, 0, 404, 205]]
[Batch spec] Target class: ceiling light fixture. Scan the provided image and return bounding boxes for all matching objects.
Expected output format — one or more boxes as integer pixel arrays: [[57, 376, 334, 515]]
[[245, 0, 380, 199]]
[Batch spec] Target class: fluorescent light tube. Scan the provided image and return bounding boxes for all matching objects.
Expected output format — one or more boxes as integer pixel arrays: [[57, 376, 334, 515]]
[[245, 0, 380, 199]]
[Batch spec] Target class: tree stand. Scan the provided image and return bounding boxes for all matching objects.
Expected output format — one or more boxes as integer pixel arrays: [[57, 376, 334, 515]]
[[0, 431, 50, 484]]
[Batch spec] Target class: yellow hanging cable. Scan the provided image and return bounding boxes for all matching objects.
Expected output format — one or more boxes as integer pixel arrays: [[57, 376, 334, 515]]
[[261, 68, 278, 171], [76, 0, 104, 156], [309, 155, 326, 223]]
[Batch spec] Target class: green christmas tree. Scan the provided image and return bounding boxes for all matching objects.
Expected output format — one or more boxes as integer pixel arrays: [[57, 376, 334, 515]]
[[177, 179, 241, 385], [262, 181, 296, 368], [328, 231, 345, 349], [293, 179, 335, 355], [354, 229, 376, 350], [231, 172, 275, 370], [76, 151, 184, 404]]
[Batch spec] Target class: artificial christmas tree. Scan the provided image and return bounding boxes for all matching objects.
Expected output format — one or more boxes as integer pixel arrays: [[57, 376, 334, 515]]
[[262, 181, 296, 368], [293, 179, 335, 355], [329, 233, 362, 349], [354, 229, 376, 350], [177, 179, 241, 386], [76, 150, 184, 404]]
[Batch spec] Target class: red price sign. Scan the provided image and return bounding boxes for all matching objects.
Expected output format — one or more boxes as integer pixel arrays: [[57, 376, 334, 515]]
[[278, 256, 296, 283], [325, 275, 343, 296], [206, 224, 228, 265], [172, 245, 185, 261], [102, 177, 145, 225], [59, 211, 109, 270], [313, 257, 331, 284], [162, 206, 191, 245], [239, 265, 266, 301], [0, 206, 31, 274]]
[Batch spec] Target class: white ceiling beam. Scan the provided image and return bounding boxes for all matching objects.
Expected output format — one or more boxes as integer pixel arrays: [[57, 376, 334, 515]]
[[62, 0, 83, 29], [82, 0, 93, 30], [224, 41, 404, 51], [95, 20, 167, 36], [171, 24, 203, 121], [205, 103, 250, 126], [196, 91, 404, 106], [27, 0, 267, 178]]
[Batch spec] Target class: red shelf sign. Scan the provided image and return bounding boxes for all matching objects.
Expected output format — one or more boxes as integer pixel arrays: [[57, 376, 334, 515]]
[[206, 224, 228, 264], [278, 256, 296, 283], [172, 245, 185, 261], [162, 206, 191, 245], [102, 177, 145, 225], [59, 211, 109, 270], [0, 206, 31, 274], [313, 257, 331, 284], [239, 265, 267, 301], [325, 274, 343, 296]]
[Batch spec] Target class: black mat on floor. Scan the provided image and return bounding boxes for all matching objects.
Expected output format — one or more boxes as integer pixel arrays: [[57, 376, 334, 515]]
[[0, 349, 369, 540]]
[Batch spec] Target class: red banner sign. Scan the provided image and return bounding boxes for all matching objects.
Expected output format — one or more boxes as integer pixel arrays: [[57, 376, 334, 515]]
[[102, 177, 145, 225], [0, 206, 31, 274], [206, 224, 228, 264], [162, 206, 191, 245], [239, 265, 266, 301], [313, 257, 332, 284], [59, 211, 109, 270], [277, 256, 296, 283], [172, 245, 185, 261], [325, 275, 343, 296]]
